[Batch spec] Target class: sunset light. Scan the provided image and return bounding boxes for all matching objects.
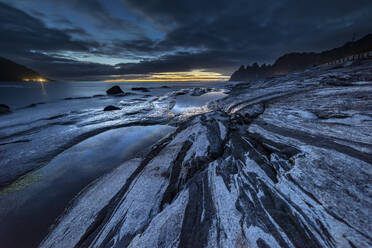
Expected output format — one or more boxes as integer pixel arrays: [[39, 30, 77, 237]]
[[103, 70, 230, 82]]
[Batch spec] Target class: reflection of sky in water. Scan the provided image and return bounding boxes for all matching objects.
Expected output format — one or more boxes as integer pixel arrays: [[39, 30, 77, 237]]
[[0, 125, 175, 248], [172, 91, 227, 114]]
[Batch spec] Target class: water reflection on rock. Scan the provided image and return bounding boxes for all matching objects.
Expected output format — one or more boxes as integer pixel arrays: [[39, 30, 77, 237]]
[[0, 125, 175, 248]]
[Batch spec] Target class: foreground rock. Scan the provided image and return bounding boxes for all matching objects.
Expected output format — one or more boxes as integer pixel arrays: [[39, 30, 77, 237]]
[[103, 105, 120, 111], [106, 85, 124, 95], [41, 61, 372, 248], [0, 104, 11, 114]]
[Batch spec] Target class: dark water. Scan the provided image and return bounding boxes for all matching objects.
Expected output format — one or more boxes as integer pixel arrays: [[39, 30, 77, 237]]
[[0, 125, 175, 248], [0, 81, 227, 108]]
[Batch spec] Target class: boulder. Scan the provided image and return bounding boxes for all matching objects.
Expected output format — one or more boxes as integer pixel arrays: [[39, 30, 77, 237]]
[[103, 105, 120, 111], [0, 104, 11, 115], [190, 87, 212, 96], [106, 86, 124, 95], [173, 89, 189, 96]]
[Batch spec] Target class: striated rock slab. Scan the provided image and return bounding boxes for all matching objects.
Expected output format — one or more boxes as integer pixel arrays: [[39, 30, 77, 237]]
[[41, 61, 372, 248]]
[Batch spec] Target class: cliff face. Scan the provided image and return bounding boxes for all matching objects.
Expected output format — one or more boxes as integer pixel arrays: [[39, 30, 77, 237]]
[[40, 60, 372, 248], [230, 34, 372, 81], [0, 57, 44, 81]]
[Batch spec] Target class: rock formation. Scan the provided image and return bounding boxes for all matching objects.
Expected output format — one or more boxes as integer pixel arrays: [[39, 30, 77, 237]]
[[40, 60, 372, 248]]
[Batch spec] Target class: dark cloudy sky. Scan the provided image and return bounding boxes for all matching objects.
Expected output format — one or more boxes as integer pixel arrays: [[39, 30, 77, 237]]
[[0, 0, 371, 81]]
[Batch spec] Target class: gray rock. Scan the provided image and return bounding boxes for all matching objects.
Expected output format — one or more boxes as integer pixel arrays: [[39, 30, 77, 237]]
[[31, 61, 372, 248]]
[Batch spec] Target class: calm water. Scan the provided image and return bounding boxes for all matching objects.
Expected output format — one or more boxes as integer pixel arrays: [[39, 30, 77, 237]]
[[0, 125, 175, 248], [0, 81, 227, 108]]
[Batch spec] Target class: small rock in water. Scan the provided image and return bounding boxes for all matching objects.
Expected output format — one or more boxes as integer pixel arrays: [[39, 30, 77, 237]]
[[28, 103, 37, 108], [190, 87, 212, 96], [103, 105, 120, 111], [106, 86, 124, 95], [0, 104, 11, 114], [161, 85, 170, 88], [173, 89, 189, 96], [131, 87, 150, 92]]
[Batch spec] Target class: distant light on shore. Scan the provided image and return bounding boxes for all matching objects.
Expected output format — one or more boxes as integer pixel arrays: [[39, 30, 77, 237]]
[[23, 77, 48, 83]]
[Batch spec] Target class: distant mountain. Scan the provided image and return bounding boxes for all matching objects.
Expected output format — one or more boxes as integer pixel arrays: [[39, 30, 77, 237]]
[[0, 57, 47, 82], [230, 34, 372, 81]]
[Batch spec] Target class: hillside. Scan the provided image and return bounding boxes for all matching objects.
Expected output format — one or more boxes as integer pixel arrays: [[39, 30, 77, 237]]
[[230, 33, 372, 81], [0, 57, 46, 82]]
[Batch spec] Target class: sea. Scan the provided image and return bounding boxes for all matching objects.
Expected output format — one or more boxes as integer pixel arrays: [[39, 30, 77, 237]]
[[0, 80, 231, 247], [0, 80, 228, 108]]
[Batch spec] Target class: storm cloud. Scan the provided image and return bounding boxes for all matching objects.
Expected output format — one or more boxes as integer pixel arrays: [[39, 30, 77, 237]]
[[0, 0, 371, 80]]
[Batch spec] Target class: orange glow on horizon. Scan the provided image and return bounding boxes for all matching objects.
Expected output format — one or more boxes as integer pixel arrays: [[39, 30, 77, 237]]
[[103, 78, 227, 82], [102, 70, 229, 82]]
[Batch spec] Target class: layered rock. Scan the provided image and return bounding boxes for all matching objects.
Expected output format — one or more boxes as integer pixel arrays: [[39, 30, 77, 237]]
[[41, 61, 372, 248]]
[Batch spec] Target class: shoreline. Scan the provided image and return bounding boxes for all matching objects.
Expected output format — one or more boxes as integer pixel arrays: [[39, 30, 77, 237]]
[[0, 60, 371, 247]]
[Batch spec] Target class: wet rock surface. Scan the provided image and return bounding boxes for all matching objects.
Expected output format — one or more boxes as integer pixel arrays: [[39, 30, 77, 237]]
[[38, 61, 372, 248]]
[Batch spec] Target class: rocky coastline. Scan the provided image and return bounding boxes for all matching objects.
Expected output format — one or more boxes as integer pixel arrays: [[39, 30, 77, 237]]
[[36, 60, 372, 247]]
